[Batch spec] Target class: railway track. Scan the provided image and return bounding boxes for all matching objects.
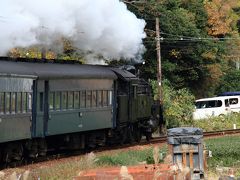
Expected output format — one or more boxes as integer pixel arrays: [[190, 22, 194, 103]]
[[148, 128, 240, 144], [2, 128, 240, 170], [203, 128, 240, 137]]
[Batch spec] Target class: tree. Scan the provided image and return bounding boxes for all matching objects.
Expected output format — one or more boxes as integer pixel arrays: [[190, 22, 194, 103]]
[[151, 79, 195, 128], [204, 0, 240, 37], [127, 0, 238, 97], [7, 38, 85, 62], [216, 70, 240, 93]]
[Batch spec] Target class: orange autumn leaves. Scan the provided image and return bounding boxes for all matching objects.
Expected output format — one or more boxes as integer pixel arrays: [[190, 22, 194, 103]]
[[204, 0, 240, 37]]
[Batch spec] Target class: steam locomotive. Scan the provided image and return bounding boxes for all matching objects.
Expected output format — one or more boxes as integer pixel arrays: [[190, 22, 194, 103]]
[[0, 57, 160, 165]]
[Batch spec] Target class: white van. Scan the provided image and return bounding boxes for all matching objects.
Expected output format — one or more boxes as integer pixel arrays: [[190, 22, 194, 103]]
[[192, 96, 240, 120]]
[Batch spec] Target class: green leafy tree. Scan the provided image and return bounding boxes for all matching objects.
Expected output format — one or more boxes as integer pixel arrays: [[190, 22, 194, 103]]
[[216, 69, 240, 94], [128, 0, 227, 97], [151, 79, 195, 128]]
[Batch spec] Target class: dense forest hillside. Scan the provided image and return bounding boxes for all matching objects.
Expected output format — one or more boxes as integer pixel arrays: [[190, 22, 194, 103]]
[[126, 0, 240, 97]]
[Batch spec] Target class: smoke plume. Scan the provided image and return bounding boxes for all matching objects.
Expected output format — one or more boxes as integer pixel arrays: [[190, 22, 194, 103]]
[[0, 0, 146, 61]]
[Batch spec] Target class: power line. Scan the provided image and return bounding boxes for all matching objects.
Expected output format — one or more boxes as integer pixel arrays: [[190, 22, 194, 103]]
[[145, 36, 240, 43], [144, 28, 240, 41], [161, 33, 240, 41]]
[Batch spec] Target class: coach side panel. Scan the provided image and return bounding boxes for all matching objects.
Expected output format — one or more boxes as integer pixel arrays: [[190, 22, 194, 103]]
[[34, 79, 115, 137], [0, 77, 34, 143]]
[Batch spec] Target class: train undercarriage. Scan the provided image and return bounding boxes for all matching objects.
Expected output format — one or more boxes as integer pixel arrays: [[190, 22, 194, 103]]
[[0, 120, 155, 168]]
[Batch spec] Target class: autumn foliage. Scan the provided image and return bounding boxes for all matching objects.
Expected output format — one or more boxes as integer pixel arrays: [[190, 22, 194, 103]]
[[205, 0, 240, 37]]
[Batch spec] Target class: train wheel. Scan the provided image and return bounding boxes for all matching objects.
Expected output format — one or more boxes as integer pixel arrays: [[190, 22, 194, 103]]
[[146, 132, 152, 142], [127, 125, 134, 144], [120, 127, 128, 145], [3, 145, 13, 163], [133, 126, 142, 143], [3, 143, 23, 163], [0, 146, 2, 165]]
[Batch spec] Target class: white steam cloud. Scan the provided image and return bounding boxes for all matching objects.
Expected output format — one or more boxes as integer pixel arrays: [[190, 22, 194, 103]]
[[0, 0, 146, 61]]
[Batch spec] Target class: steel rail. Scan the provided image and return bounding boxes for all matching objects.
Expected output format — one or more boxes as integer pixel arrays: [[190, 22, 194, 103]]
[[149, 128, 240, 144]]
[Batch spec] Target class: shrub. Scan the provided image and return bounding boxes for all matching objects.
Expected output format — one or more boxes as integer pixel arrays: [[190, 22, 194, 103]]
[[150, 79, 195, 128], [189, 113, 240, 131], [216, 69, 240, 94]]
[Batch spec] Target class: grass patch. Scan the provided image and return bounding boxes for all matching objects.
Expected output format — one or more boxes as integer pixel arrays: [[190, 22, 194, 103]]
[[30, 160, 89, 180], [1, 158, 92, 180], [205, 136, 240, 169], [2, 145, 168, 180], [96, 145, 168, 166], [183, 113, 240, 131]]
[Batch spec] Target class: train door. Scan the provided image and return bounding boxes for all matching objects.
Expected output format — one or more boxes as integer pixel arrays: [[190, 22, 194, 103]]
[[116, 80, 129, 124], [34, 80, 47, 137]]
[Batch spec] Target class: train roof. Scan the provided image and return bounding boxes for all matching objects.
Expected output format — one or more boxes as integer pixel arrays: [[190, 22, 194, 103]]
[[0, 58, 117, 80], [111, 68, 137, 81]]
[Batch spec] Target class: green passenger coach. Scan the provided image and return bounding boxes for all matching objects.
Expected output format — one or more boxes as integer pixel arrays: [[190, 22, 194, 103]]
[[0, 58, 161, 165]]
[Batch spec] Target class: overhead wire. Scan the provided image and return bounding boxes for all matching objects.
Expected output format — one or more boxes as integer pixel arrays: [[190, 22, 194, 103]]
[[124, 2, 240, 58], [123, 2, 240, 43]]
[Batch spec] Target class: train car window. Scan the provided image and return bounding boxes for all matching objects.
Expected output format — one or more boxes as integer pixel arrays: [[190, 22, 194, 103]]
[[27, 93, 32, 112], [92, 91, 97, 107], [17, 92, 22, 113], [74, 92, 80, 109], [49, 92, 54, 111], [80, 91, 86, 108], [39, 92, 44, 112], [86, 91, 92, 108], [68, 91, 74, 109], [62, 92, 67, 110], [108, 91, 112, 105], [0, 92, 5, 114], [5, 92, 10, 114], [11, 92, 16, 114], [97, 90, 103, 107], [22, 93, 27, 113], [55, 92, 61, 110], [103, 90, 108, 106]]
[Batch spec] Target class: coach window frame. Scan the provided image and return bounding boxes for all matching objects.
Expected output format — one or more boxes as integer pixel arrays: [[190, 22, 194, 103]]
[[74, 91, 80, 109], [68, 91, 74, 110], [92, 90, 97, 107], [108, 90, 113, 106], [86, 90, 92, 108], [5, 92, 11, 114], [102, 90, 108, 107], [11, 92, 16, 114], [49, 92, 55, 111], [0, 92, 5, 114], [62, 91, 67, 110], [55, 91, 61, 111], [80, 90, 86, 108], [97, 90, 103, 107]]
